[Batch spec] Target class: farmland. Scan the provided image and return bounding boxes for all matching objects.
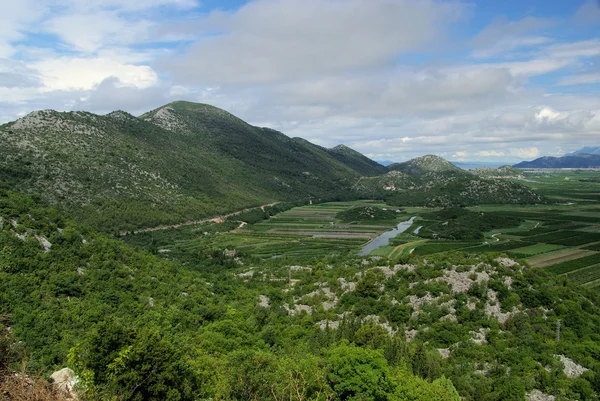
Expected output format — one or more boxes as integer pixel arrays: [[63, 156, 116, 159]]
[[122, 171, 600, 287]]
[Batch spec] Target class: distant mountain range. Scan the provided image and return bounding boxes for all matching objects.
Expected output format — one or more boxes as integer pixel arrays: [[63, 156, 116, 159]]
[[1, 101, 544, 231], [514, 153, 600, 169], [568, 146, 600, 156]]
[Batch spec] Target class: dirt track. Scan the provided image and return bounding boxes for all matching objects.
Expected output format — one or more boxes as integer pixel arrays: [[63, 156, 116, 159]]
[[119, 202, 278, 236]]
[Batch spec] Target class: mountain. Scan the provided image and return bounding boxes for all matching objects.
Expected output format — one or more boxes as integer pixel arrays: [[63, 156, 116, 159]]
[[568, 146, 600, 156], [514, 154, 600, 168], [326, 144, 388, 176], [452, 161, 508, 170], [388, 155, 463, 175], [472, 165, 523, 177], [0, 101, 383, 232], [355, 156, 543, 207], [375, 160, 395, 166]]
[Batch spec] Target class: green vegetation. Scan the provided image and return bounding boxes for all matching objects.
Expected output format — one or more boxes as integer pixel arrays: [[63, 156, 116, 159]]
[[3, 185, 600, 400], [3, 103, 600, 400], [335, 205, 400, 223], [0, 103, 375, 233], [416, 207, 522, 240], [472, 165, 523, 177], [509, 243, 564, 256], [547, 254, 600, 275]]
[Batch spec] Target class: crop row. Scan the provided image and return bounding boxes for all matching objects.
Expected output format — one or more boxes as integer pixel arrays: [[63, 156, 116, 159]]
[[508, 244, 564, 257], [547, 253, 600, 275], [467, 241, 532, 252], [548, 234, 600, 247], [516, 227, 559, 237], [566, 264, 600, 285], [411, 241, 479, 256], [526, 230, 583, 242], [584, 243, 600, 251]]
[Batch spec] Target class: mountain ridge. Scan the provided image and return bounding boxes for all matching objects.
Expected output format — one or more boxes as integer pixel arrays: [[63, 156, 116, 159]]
[[1, 103, 374, 232], [1, 101, 546, 232], [514, 153, 600, 168]]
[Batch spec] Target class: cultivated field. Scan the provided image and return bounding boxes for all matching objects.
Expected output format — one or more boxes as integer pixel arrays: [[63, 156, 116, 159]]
[[122, 171, 600, 287]]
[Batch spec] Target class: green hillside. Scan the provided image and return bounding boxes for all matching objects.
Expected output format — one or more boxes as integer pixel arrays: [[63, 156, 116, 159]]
[[356, 157, 544, 207], [473, 165, 523, 177], [326, 144, 388, 176], [0, 102, 545, 235], [388, 155, 464, 175], [0, 102, 371, 232]]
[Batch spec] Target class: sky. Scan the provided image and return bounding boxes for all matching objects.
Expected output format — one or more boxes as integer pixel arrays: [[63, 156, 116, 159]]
[[2, 0, 600, 163]]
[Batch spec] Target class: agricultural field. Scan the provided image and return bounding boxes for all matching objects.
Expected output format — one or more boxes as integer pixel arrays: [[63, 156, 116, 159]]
[[124, 201, 421, 260], [122, 171, 600, 287], [465, 171, 600, 287]]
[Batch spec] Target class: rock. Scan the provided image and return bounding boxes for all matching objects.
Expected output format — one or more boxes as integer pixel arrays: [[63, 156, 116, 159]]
[[258, 295, 270, 308], [338, 277, 356, 292], [526, 389, 555, 401], [555, 354, 589, 378], [405, 329, 419, 342], [316, 320, 340, 330], [437, 348, 450, 359], [35, 235, 52, 252], [49, 367, 78, 397], [470, 328, 488, 345], [496, 257, 518, 268]]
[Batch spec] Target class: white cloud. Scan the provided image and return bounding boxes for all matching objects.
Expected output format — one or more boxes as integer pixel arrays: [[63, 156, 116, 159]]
[[558, 73, 600, 86], [452, 151, 467, 161], [573, 1, 600, 24], [163, 0, 465, 85], [545, 39, 600, 58], [470, 16, 555, 58], [510, 147, 540, 159], [32, 57, 158, 91], [477, 150, 505, 157], [1, 0, 599, 166], [43, 12, 152, 53], [535, 106, 560, 122]]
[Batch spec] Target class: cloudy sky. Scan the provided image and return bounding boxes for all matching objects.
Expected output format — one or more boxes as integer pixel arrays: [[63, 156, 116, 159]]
[[2, 0, 600, 163]]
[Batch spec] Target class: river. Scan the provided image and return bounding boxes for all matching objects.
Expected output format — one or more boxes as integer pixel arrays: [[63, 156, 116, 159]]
[[359, 216, 416, 256]]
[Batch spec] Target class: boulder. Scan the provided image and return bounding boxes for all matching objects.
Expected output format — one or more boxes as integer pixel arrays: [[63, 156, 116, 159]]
[[49, 367, 78, 398]]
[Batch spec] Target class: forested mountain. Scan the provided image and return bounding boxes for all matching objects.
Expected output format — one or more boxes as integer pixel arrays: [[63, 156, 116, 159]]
[[0, 102, 373, 232], [514, 154, 600, 169]]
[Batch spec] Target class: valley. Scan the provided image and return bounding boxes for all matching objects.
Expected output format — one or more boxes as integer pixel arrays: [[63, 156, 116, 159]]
[[1, 102, 600, 401]]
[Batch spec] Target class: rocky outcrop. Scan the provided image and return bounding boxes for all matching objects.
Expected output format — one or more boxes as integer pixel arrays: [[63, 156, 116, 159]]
[[49, 367, 78, 398]]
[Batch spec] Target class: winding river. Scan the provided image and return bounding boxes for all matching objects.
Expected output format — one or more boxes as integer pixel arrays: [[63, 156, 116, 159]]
[[360, 216, 416, 256]]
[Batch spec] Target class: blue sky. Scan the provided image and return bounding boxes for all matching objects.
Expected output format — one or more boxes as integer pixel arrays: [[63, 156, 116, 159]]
[[2, 0, 599, 162]]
